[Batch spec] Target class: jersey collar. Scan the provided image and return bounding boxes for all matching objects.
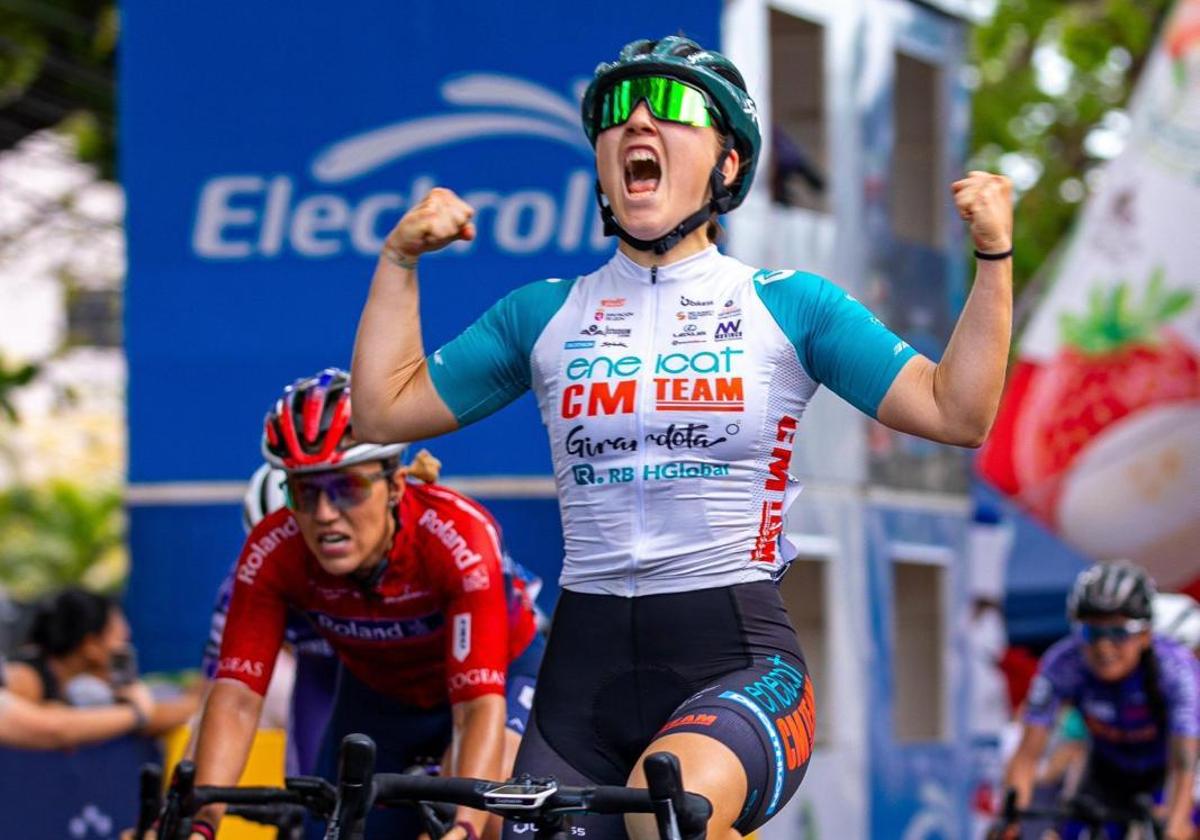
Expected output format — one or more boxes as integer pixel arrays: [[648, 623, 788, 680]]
[[609, 244, 721, 285]]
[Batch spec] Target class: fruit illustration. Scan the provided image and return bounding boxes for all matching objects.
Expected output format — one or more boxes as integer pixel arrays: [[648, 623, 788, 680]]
[[1166, 0, 1200, 62], [1013, 270, 1199, 522], [1057, 402, 1200, 589]]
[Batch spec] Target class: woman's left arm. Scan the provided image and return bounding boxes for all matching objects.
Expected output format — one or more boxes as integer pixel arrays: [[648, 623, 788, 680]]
[[876, 171, 1014, 447], [1163, 734, 1198, 840], [0, 661, 44, 702], [447, 694, 506, 839]]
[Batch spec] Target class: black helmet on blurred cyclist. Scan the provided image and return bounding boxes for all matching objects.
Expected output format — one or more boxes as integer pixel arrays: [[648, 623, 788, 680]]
[[1067, 561, 1156, 622]]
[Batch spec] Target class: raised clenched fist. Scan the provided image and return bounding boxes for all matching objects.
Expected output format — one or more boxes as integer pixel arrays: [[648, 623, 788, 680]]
[[951, 171, 1013, 254], [382, 187, 476, 264]]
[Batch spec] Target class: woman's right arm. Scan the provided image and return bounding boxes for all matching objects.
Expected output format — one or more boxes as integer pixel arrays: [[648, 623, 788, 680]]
[[189, 680, 265, 827], [1004, 722, 1050, 807], [351, 187, 476, 443], [188, 529, 289, 826], [1, 661, 44, 701], [0, 682, 152, 749]]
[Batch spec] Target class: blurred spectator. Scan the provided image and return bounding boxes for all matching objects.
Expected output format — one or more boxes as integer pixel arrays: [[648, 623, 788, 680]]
[[0, 585, 17, 655], [6, 588, 127, 704], [5, 587, 199, 735], [771, 123, 825, 207], [0, 655, 155, 749], [970, 599, 1012, 734]]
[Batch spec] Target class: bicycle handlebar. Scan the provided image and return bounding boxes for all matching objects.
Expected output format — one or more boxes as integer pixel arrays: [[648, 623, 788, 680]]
[[365, 763, 711, 817], [323, 732, 375, 840], [148, 734, 711, 840], [371, 769, 675, 810], [141, 761, 337, 840], [645, 752, 711, 840], [157, 761, 195, 840], [190, 784, 329, 809], [225, 801, 308, 833], [994, 789, 1163, 839], [136, 764, 163, 839], [329, 734, 711, 840]]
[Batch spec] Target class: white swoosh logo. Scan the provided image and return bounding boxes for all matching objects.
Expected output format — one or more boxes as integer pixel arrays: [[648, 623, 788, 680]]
[[441, 73, 580, 125], [310, 74, 590, 184]]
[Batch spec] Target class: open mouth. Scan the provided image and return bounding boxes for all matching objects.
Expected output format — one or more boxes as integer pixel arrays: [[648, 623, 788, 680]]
[[624, 148, 661, 195]]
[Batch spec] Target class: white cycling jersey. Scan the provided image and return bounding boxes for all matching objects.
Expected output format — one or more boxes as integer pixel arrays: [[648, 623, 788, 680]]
[[429, 245, 916, 596]]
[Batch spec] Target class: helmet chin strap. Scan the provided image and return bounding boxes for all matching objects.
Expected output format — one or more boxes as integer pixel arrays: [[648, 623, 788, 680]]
[[354, 488, 402, 593], [596, 136, 734, 256]]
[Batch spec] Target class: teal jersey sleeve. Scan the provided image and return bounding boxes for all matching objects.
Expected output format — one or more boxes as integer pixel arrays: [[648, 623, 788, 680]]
[[753, 270, 918, 417], [427, 277, 576, 426]]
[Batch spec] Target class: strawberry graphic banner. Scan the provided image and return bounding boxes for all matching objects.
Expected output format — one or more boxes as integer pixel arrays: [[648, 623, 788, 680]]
[[978, 0, 1200, 590]]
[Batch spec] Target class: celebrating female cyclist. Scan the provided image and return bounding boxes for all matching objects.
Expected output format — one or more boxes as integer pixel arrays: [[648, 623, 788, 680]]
[[188, 369, 542, 840], [351, 36, 1013, 840], [1002, 562, 1199, 840]]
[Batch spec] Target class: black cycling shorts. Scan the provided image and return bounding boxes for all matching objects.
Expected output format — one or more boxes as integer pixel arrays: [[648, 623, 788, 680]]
[[503, 581, 813, 839]]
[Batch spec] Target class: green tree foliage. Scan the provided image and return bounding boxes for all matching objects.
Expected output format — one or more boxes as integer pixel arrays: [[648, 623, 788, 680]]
[[0, 481, 126, 597], [0, 0, 117, 177], [0, 355, 38, 423], [0, 4, 123, 598], [967, 0, 1174, 299]]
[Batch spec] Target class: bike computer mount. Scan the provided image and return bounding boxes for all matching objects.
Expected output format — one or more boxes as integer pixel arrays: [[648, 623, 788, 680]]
[[482, 777, 559, 810]]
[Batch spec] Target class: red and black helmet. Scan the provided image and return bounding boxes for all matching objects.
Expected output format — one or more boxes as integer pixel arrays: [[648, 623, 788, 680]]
[[262, 368, 407, 473]]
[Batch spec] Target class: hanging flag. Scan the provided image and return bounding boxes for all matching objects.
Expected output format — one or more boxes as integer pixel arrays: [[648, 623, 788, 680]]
[[978, 0, 1200, 590]]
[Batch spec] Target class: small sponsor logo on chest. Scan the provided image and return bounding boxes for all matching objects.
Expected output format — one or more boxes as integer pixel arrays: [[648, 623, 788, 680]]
[[560, 349, 746, 418], [382, 584, 434, 604], [714, 320, 742, 341], [309, 611, 445, 642], [453, 613, 471, 661], [1083, 699, 1117, 722]]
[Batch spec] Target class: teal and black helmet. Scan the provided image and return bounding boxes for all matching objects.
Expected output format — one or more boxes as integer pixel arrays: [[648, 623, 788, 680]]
[[581, 35, 762, 211]]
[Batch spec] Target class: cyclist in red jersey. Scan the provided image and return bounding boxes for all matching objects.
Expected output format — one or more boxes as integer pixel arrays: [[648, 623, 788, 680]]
[[187, 368, 542, 840]]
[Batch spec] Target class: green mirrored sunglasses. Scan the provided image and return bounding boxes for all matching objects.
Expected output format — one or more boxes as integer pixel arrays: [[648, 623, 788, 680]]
[[597, 76, 717, 132]]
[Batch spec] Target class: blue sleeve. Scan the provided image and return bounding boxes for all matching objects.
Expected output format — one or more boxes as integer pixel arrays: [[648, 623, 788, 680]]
[[201, 563, 237, 679], [1157, 640, 1200, 738], [753, 270, 917, 418], [1023, 638, 1077, 728], [428, 278, 576, 426]]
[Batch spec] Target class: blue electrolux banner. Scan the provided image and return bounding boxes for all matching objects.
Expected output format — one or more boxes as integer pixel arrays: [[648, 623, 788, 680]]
[[0, 735, 160, 839], [121, 2, 718, 669]]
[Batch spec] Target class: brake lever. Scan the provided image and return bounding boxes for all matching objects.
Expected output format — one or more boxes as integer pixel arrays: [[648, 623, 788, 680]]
[[286, 776, 338, 818]]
